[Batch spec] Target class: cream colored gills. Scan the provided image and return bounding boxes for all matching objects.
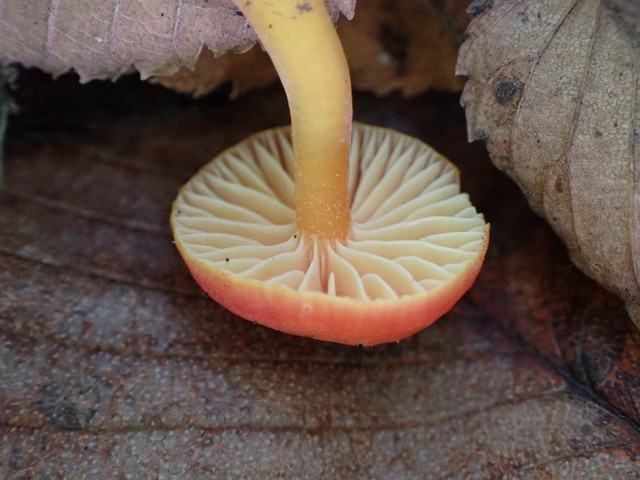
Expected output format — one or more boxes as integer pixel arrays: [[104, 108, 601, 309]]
[[172, 123, 487, 300]]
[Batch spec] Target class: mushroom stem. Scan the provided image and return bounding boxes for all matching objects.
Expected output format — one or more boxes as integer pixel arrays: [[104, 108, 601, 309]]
[[234, 0, 352, 242]]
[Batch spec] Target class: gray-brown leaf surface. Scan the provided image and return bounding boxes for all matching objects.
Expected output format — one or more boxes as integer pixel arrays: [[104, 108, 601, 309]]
[[1, 70, 639, 479], [0, 0, 354, 81], [456, 0, 640, 327]]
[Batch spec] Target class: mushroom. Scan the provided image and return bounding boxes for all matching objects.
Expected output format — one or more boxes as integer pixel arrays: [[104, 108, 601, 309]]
[[170, 0, 489, 346]]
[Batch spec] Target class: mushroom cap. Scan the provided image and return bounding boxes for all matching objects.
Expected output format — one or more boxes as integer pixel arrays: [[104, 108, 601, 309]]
[[171, 123, 489, 345]]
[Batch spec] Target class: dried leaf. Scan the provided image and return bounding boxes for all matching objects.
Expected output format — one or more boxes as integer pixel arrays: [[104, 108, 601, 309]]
[[1, 71, 639, 478], [456, 0, 640, 327], [2, 0, 468, 97], [152, 0, 470, 98], [341, 0, 468, 96], [0, 0, 354, 81], [151, 44, 278, 98]]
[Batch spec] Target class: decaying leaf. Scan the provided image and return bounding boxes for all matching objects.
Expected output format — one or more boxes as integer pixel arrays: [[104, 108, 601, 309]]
[[0, 0, 354, 81], [456, 0, 640, 327], [1, 0, 470, 97], [153, 0, 470, 98], [150, 44, 278, 98], [340, 0, 468, 96], [1, 71, 639, 478]]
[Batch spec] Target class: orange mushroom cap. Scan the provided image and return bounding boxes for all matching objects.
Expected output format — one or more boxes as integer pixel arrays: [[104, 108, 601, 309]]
[[171, 124, 489, 345]]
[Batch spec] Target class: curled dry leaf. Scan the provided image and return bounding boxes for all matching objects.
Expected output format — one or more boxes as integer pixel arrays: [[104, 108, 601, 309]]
[[456, 0, 640, 327], [1, 0, 468, 97], [150, 44, 278, 99], [0, 0, 354, 81]]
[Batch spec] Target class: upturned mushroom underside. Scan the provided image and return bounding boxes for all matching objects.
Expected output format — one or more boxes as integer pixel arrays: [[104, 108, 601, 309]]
[[172, 123, 487, 301]]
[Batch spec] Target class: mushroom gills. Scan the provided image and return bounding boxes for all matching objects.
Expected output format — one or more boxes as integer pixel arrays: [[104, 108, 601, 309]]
[[172, 123, 487, 302]]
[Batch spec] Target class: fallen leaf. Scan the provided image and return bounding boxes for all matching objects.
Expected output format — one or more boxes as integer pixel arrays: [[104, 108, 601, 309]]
[[0, 0, 354, 81], [457, 0, 640, 328], [151, 45, 278, 99], [340, 0, 468, 96], [1, 70, 639, 478]]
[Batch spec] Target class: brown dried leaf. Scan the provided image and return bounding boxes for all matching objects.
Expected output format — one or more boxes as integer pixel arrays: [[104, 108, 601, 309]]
[[0, 0, 354, 81], [153, 0, 470, 98], [1, 71, 639, 478], [341, 0, 468, 96], [456, 0, 640, 327], [1, 0, 468, 97], [151, 44, 278, 98]]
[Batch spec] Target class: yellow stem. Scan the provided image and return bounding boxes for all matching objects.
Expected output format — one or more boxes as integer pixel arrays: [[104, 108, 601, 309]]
[[234, 0, 352, 241]]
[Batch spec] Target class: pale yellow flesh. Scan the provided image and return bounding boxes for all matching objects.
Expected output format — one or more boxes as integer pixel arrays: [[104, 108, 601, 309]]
[[172, 124, 488, 300], [234, 0, 352, 241]]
